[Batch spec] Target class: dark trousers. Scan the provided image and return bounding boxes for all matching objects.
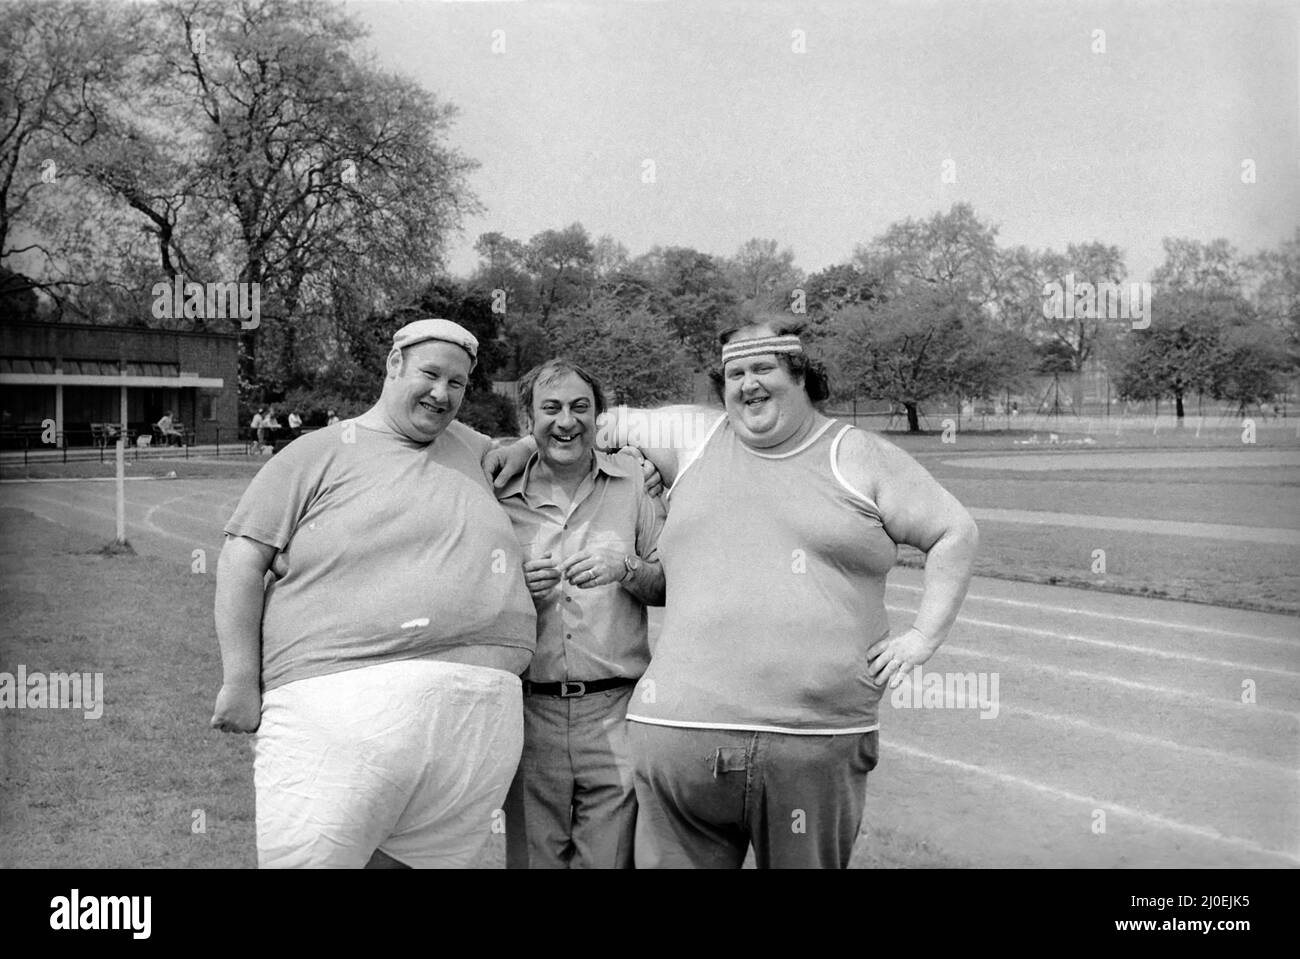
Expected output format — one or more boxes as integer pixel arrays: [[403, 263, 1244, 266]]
[[504, 686, 637, 869], [630, 722, 878, 869]]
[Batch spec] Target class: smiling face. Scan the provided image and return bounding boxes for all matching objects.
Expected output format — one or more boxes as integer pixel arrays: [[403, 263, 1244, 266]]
[[530, 372, 597, 473], [723, 351, 813, 449], [381, 340, 472, 442]]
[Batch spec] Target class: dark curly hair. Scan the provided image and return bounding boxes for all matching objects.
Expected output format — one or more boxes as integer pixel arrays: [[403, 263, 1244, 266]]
[[515, 358, 608, 431], [707, 318, 830, 404]]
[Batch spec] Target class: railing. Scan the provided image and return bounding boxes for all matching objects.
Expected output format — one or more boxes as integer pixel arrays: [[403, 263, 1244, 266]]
[[0, 425, 284, 465], [825, 407, 1298, 443]]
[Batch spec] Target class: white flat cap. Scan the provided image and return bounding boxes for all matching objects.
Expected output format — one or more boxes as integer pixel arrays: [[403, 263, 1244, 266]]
[[391, 318, 478, 364]]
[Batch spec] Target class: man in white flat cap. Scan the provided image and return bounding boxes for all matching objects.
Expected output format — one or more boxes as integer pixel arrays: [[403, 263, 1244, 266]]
[[212, 317, 538, 868]]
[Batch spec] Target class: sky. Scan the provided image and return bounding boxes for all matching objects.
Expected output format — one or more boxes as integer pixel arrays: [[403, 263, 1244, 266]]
[[345, 0, 1300, 282]]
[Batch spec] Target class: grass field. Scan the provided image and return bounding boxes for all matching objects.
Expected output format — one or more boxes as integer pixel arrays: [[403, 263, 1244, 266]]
[[0, 510, 253, 868]]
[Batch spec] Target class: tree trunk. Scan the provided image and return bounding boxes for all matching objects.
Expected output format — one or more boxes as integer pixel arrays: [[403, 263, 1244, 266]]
[[906, 402, 920, 433], [1175, 389, 1185, 424], [239, 258, 263, 402]]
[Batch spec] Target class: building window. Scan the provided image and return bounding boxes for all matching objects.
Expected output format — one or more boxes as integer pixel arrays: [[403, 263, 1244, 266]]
[[199, 392, 219, 421]]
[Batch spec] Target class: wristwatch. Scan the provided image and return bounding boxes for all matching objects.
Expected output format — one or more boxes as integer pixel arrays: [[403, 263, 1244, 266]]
[[621, 554, 641, 582]]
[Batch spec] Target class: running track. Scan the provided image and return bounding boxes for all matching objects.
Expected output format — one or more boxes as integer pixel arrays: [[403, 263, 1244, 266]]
[[2, 474, 1296, 868]]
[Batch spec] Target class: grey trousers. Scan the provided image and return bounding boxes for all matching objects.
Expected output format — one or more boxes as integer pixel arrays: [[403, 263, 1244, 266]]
[[504, 684, 637, 869], [629, 722, 878, 869]]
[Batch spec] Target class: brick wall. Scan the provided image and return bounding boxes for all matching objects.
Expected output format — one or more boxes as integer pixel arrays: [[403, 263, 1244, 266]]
[[0, 322, 239, 444]]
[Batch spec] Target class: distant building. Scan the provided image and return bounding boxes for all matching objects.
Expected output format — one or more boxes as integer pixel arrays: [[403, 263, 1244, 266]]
[[0, 322, 237, 447]]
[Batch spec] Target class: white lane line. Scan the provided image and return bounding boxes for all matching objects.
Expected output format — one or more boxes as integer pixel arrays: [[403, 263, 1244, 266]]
[[888, 581, 1298, 646], [967, 506, 1300, 546], [995, 704, 1298, 776], [13, 482, 241, 552], [885, 604, 1300, 678], [32, 479, 232, 512], [885, 740, 1300, 865], [25, 483, 231, 542], [10, 491, 215, 552], [935, 643, 1300, 722], [142, 491, 230, 538]]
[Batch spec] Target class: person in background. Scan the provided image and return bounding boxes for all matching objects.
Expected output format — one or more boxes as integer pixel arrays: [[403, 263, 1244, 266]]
[[252, 407, 267, 451], [156, 410, 183, 446], [263, 407, 282, 449], [327, 409, 341, 426], [287, 409, 303, 438]]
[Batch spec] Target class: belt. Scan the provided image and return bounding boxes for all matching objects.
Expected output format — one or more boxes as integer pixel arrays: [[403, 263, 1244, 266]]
[[522, 678, 637, 698]]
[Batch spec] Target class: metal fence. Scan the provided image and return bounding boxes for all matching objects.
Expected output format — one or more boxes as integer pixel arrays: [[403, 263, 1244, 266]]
[[0, 426, 265, 465]]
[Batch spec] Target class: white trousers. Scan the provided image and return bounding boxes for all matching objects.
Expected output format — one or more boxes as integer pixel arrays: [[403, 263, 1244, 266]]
[[253, 658, 522, 868]]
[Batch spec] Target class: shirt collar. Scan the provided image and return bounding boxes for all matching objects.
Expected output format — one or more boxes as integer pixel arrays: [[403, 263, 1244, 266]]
[[496, 448, 635, 501]]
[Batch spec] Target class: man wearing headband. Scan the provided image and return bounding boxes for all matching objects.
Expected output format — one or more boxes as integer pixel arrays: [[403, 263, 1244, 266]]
[[490, 317, 978, 868], [213, 317, 537, 869]]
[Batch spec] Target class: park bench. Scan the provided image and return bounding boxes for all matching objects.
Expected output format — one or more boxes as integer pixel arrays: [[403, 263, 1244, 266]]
[[152, 423, 188, 447], [90, 423, 128, 448]]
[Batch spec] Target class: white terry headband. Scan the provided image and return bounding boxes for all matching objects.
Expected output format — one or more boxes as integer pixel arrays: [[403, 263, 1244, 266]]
[[720, 334, 803, 366]]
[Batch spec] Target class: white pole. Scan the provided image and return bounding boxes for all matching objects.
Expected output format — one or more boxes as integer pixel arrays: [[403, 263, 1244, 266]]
[[116, 384, 126, 544]]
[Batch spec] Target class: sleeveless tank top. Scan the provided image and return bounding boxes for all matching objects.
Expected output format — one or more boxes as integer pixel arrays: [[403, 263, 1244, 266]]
[[625, 415, 897, 733]]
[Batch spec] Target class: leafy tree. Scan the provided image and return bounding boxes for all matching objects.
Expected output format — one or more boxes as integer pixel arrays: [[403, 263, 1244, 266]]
[[826, 290, 1031, 432], [1114, 295, 1224, 421], [524, 223, 595, 328], [726, 237, 802, 312], [0, 0, 139, 309], [1153, 237, 1244, 297], [1033, 241, 1131, 410], [799, 262, 883, 345], [472, 230, 535, 319], [855, 203, 1001, 306], [1118, 242, 1289, 422], [631, 245, 743, 364], [550, 300, 693, 406], [1210, 322, 1291, 413], [802, 262, 882, 317], [592, 234, 630, 279], [9, 0, 479, 404], [1243, 229, 1300, 346]]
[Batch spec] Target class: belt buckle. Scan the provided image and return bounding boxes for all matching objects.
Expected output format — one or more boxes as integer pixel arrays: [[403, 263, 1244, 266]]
[[559, 681, 586, 698]]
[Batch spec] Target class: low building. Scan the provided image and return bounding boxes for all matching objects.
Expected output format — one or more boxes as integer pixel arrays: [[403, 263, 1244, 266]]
[[0, 321, 238, 448]]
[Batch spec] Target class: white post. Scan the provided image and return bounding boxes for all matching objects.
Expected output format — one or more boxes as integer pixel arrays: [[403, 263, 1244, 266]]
[[116, 384, 127, 545]]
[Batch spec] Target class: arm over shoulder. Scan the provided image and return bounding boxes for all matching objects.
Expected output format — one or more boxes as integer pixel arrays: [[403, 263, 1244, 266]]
[[613, 404, 722, 490]]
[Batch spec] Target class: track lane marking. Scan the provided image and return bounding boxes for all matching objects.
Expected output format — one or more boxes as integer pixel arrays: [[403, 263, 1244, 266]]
[[931, 643, 1300, 722], [889, 581, 1298, 646], [884, 740, 1300, 865], [986, 704, 1297, 776], [886, 603, 1300, 678], [5, 491, 220, 552]]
